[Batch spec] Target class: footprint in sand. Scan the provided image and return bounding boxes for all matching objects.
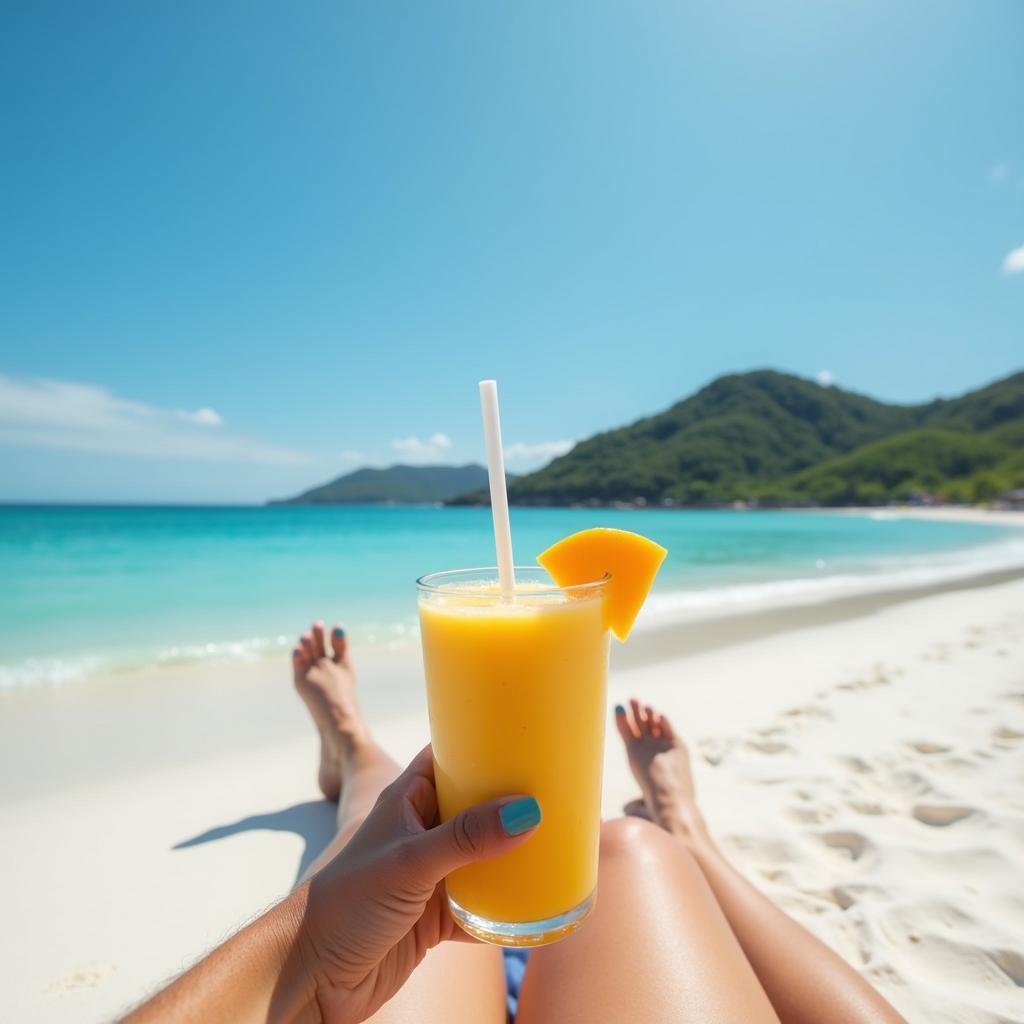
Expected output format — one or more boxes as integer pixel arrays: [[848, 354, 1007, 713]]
[[911, 804, 976, 827], [888, 931, 1020, 993], [990, 948, 1024, 987], [787, 804, 836, 825], [780, 704, 833, 726], [833, 755, 873, 774], [836, 679, 866, 693], [907, 740, 951, 755], [933, 755, 982, 778], [728, 835, 798, 865], [890, 768, 936, 798], [847, 800, 885, 816], [46, 961, 116, 993], [818, 830, 870, 861], [696, 737, 733, 766], [992, 725, 1024, 741], [755, 866, 796, 886], [745, 739, 794, 756], [922, 644, 952, 664], [827, 885, 857, 910]]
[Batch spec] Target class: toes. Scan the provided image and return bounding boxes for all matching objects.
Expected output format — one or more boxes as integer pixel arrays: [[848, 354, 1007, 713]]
[[300, 632, 316, 664], [644, 705, 658, 736], [614, 703, 637, 743], [312, 621, 327, 660], [330, 625, 349, 664], [659, 713, 675, 741], [292, 645, 308, 675], [630, 698, 645, 734]]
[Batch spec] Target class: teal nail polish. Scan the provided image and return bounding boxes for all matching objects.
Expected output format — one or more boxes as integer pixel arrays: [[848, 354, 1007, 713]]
[[614, 704, 625, 715], [500, 797, 541, 836], [333, 627, 345, 638]]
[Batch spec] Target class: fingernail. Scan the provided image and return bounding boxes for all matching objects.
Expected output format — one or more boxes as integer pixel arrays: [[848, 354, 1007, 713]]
[[614, 704, 625, 715], [500, 797, 541, 836], [333, 627, 345, 638]]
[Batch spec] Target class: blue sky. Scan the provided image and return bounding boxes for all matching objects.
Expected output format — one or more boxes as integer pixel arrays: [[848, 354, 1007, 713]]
[[1, 0, 1021, 502]]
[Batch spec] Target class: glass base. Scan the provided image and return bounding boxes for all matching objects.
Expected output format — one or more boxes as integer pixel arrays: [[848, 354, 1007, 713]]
[[448, 890, 595, 947]]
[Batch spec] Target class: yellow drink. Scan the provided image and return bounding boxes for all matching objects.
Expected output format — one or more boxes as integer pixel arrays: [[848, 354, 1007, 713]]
[[418, 568, 609, 946]]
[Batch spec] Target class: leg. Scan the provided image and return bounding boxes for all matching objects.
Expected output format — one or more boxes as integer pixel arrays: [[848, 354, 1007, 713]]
[[613, 701, 906, 1024], [291, 622, 506, 1024], [517, 816, 780, 1024]]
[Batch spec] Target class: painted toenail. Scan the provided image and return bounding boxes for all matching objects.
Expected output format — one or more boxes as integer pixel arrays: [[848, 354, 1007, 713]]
[[333, 627, 345, 638], [614, 704, 625, 715]]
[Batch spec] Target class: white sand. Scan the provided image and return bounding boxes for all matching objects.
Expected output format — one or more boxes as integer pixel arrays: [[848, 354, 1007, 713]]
[[3, 576, 1024, 1023]]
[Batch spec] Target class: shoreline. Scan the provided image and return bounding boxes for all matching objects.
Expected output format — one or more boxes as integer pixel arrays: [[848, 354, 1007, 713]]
[[811, 505, 1024, 528], [619, 563, 1024, 670], [3, 559, 1022, 804], [3, 505, 1022, 694]]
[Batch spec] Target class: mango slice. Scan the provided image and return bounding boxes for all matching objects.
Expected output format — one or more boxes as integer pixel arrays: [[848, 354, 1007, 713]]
[[537, 527, 667, 641]]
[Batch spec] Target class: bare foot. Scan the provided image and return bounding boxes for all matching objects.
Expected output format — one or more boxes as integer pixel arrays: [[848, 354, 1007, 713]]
[[615, 699, 708, 843], [293, 622, 369, 802]]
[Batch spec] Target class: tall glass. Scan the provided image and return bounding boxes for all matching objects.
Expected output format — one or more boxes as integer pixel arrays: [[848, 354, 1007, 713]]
[[417, 567, 610, 946]]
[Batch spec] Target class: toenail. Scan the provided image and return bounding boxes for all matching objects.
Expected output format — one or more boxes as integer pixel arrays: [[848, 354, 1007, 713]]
[[333, 627, 345, 638], [614, 704, 625, 715]]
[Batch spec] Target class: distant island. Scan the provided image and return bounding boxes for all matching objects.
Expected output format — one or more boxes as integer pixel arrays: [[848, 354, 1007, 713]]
[[451, 369, 1024, 508], [270, 463, 490, 505]]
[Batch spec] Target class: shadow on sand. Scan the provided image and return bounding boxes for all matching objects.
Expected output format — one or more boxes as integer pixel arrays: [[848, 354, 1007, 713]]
[[174, 800, 337, 885]]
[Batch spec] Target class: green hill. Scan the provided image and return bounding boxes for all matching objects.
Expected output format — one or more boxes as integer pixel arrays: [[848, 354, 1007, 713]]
[[270, 464, 490, 505], [453, 369, 1024, 507], [765, 429, 1011, 506]]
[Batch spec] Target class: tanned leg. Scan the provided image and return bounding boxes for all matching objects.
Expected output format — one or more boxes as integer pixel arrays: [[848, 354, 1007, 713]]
[[292, 623, 506, 1024], [516, 815, 781, 1024], [613, 700, 906, 1024]]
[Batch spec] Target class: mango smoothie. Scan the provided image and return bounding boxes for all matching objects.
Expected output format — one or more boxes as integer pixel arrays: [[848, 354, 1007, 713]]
[[418, 568, 609, 945]]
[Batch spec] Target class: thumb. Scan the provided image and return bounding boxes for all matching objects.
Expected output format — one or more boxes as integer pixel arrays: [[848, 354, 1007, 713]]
[[413, 796, 542, 881]]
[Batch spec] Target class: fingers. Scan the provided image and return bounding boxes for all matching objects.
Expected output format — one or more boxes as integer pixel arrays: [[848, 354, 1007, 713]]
[[411, 795, 541, 881], [385, 747, 540, 885], [402, 744, 435, 781]]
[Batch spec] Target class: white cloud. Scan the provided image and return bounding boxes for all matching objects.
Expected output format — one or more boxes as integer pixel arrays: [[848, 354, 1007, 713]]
[[338, 449, 365, 464], [503, 439, 574, 469], [989, 162, 1011, 184], [816, 369, 835, 387], [391, 432, 453, 463], [1003, 245, 1024, 275], [177, 406, 224, 427], [0, 375, 312, 464]]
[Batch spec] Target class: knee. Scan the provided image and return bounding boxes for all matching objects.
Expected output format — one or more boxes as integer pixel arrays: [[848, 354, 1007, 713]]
[[599, 817, 702, 887], [600, 816, 672, 859]]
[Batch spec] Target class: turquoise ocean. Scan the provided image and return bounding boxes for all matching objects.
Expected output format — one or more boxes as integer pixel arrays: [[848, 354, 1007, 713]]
[[2, 505, 1022, 690]]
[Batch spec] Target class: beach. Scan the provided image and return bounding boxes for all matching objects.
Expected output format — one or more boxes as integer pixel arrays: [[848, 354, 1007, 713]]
[[3, 516, 1023, 1022]]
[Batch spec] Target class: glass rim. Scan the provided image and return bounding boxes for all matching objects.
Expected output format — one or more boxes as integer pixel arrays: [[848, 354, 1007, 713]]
[[416, 565, 610, 595]]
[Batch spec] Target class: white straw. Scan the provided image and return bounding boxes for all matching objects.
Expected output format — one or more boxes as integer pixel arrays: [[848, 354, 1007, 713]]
[[479, 379, 516, 598]]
